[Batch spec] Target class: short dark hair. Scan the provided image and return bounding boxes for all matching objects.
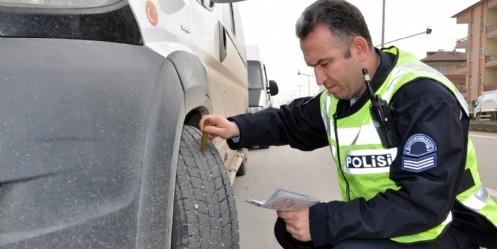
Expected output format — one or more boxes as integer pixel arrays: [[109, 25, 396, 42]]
[[296, 0, 373, 58]]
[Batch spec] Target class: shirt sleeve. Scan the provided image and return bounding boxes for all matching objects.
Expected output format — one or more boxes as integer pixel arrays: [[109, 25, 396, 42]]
[[226, 95, 328, 151], [309, 78, 469, 246]]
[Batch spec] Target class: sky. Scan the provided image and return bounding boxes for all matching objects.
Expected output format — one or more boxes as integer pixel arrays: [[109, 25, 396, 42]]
[[237, 0, 479, 104]]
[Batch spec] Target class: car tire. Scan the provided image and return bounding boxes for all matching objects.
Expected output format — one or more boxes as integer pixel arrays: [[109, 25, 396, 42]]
[[171, 125, 240, 249]]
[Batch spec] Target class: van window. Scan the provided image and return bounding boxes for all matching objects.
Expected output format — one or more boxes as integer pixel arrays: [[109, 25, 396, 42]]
[[248, 61, 264, 90], [222, 3, 236, 35]]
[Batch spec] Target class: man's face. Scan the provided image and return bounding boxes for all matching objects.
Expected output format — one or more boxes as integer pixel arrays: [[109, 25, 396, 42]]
[[300, 25, 366, 100]]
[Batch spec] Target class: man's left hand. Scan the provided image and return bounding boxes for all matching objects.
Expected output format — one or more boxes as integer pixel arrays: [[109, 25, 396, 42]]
[[277, 208, 311, 242]]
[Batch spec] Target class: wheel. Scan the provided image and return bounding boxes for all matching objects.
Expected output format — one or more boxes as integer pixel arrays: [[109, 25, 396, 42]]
[[236, 157, 247, 176], [171, 125, 239, 249]]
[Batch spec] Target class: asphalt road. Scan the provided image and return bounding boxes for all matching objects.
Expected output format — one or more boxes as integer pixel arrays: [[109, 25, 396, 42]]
[[232, 131, 497, 248]]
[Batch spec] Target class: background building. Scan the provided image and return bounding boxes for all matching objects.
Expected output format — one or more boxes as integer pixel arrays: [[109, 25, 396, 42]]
[[422, 50, 468, 101], [453, 0, 497, 103]]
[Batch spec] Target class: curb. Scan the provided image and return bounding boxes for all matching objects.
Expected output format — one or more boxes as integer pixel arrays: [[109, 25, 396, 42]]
[[469, 122, 497, 133]]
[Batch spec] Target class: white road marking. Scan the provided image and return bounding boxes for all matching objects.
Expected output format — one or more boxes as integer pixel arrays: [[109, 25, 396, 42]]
[[470, 134, 497, 140]]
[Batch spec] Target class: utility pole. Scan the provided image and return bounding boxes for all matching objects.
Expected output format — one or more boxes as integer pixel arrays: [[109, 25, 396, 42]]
[[381, 0, 385, 47]]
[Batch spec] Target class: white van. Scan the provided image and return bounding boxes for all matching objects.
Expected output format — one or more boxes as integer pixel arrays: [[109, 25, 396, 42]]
[[247, 45, 279, 113], [0, 0, 247, 248], [473, 90, 497, 120]]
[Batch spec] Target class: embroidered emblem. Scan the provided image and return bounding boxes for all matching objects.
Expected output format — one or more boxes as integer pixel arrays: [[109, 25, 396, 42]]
[[402, 133, 437, 172]]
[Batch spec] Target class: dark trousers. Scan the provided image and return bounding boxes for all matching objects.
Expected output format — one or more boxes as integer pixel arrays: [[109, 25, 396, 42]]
[[274, 217, 497, 249]]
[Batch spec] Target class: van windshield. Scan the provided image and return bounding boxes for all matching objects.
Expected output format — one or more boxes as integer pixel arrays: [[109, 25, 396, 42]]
[[248, 61, 264, 90], [0, 0, 120, 8]]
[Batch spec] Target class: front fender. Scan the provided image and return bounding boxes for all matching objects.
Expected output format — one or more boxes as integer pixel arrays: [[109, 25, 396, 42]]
[[0, 38, 184, 248]]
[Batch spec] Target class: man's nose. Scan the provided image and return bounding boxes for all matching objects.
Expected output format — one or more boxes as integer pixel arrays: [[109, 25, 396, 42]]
[[315, 71, 325, 86]]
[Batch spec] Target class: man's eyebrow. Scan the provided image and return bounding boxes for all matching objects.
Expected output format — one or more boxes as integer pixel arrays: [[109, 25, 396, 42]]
[[308, 58, 330, 67]]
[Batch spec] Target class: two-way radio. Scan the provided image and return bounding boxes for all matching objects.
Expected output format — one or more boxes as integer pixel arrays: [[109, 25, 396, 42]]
[[362, 68, 400, 148]]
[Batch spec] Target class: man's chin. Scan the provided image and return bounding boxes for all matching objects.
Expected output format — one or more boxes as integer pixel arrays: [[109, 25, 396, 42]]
[[327, 90, 345, 99]]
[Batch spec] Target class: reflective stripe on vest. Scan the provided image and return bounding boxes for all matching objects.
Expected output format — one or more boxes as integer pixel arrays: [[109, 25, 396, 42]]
[[457, 139, 497, 225]]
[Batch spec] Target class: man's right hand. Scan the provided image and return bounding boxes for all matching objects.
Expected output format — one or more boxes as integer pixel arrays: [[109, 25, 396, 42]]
[[199, 114, 240, 140]]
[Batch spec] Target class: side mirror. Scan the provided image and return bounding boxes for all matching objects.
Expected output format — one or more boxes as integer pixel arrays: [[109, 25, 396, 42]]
[[268, 80, 279, 96], [472, 99, 479, 108]]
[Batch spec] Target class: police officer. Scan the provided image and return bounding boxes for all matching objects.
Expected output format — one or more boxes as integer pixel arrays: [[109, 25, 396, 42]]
[[200, 0, 497, 248]]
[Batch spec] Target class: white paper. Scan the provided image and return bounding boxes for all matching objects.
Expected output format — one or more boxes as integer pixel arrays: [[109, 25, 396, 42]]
[[246, 188, 320, 211]]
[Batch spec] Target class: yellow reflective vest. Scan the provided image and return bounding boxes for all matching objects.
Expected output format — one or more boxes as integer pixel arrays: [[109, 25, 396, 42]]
[[320, 47, 497, 243]]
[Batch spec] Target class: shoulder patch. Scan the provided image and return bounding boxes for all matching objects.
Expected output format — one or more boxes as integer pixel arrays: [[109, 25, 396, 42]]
[[401, 133, 437, 172]]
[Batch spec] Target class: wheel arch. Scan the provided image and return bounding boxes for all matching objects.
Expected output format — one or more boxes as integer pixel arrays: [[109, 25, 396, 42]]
[[168, 50, 213, 129]]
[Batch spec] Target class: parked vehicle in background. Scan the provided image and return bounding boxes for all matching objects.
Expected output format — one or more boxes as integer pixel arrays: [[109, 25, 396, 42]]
[[0, 0, 247, 248], [245, 45, 278, 150], [247, 45, 279, 113], [473, 90, 497, 120]]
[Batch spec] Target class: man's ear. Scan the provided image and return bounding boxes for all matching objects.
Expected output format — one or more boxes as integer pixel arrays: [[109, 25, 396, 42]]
[[350, 36, 370, 62]]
